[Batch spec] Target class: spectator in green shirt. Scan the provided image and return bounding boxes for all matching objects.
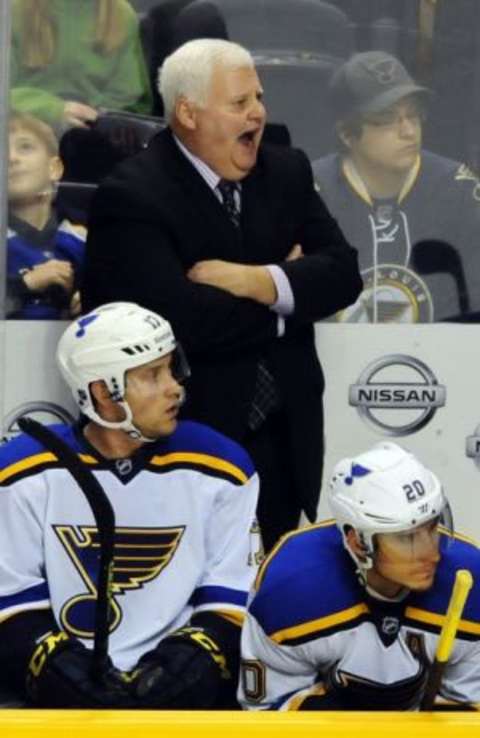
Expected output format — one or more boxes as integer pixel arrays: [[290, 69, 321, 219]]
[[10, 0, 152, 133]]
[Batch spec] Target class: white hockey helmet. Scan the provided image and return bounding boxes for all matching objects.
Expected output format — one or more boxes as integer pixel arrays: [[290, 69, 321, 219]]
[[56, 302, 190, 440], [328, 442, 451, 570]]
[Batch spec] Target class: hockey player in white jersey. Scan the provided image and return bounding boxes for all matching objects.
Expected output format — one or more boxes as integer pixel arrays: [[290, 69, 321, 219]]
[[239, 442, 480, 710], [0, 302, 261, 708]]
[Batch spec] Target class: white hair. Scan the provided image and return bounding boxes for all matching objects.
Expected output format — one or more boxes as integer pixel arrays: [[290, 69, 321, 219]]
[[159, 38, 254, 124]]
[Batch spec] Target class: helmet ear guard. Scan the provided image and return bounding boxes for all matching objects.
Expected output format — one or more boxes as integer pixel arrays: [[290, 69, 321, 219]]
[[328, 442, 452, 573], [56, 302, 190, 441]]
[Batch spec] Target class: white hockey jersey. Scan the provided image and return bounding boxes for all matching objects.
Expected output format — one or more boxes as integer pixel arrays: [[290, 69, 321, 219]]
[[0, 421, 260, 670], [239, 521, 480, 710]]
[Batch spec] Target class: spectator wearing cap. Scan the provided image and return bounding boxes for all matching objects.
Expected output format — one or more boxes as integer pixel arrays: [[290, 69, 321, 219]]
[[312, 50, 480, 323]]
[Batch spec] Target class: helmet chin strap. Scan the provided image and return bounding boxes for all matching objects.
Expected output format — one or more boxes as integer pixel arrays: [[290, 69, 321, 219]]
[[86, 387, 186, 444], [88, 400, 158, 443]]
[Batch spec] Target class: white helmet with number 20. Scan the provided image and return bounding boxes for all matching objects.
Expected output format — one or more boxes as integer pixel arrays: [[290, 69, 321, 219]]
[[56, 302, 190, 440], [328, 442, 452, 570]]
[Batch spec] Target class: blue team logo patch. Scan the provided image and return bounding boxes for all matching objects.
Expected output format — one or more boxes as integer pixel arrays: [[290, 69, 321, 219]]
[[345, 463, 371, 486], [75, 314, 100, 337], [53, 525, 185, 638]]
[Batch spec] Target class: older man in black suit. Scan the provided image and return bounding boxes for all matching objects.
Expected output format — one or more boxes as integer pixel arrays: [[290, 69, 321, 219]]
[[82, 39, 362, 552]]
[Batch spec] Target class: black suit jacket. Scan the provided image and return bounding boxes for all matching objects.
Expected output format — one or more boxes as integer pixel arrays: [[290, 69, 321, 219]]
[[82, 129, 362, 519]]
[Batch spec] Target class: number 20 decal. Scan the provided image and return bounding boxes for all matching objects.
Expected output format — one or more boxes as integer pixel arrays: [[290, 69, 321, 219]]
[[403, 480, 425, 502]]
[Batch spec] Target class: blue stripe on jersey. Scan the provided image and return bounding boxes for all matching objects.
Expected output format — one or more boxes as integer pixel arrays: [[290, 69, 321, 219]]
[[164, 421, 255, 479], [249, 523, 364, 638], [190, 585, 248, 608], [0, 421, 254, 486], [250, 524, 480, 640], [0, 581, 50, 612], [0, 423, 80, 473]]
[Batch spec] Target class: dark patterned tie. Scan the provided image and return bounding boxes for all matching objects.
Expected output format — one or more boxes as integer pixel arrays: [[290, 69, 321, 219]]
[[217, 179, 240, 228], [248, 358, 279, 431], [217, 180, 278, 429]]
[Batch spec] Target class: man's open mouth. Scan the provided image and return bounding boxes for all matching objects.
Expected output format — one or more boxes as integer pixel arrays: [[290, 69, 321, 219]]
[[238, 130, 257, 145]]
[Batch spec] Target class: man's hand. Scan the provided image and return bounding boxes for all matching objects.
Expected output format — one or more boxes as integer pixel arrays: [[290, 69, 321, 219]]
[[187, 259, 277, 304], [26, 630, 134, 708], [187, 243, 303, 305], [128, 626, 229, 709]]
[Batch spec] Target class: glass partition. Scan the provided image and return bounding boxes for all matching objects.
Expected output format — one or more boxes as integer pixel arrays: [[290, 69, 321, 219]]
[[3, 0, 480, 323]]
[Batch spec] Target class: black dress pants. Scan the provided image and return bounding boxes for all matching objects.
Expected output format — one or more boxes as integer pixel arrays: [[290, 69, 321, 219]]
[[244, 410, 302, 554]]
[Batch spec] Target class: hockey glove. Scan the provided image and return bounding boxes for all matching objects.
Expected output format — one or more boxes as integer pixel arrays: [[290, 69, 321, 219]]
[[130, 626, 230, 709], [26, 630, 134, 708]]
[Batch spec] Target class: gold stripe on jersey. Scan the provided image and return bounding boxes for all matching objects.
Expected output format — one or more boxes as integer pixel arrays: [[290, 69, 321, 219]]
[[270, 602, 370, 644], [405, 606, 480, 636], [286, 683, 327, 711], [150, 452, 248, 484], [342, 154, 421, 206], [0, 452, 58, 483], [437, 525, 480, 547], [254, 520, 337, 592], [217, 610, 245, 627], [78, 454, 99, 465], [0, 451, 99, 484]]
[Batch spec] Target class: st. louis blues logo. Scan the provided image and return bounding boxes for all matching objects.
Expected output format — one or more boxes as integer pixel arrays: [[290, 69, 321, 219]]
[[54, 525, 185, 638]]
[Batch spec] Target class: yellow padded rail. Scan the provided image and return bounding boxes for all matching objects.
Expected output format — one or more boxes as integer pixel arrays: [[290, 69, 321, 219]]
[[1, 710, 480, 737]]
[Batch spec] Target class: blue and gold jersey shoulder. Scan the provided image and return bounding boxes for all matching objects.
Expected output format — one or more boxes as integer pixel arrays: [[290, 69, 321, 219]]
[[249, 521, 368, 646], [406, 532, 480, 641], [147, 420, 255, 487], [0, 424, 88, 487], [416, 150, 480, 208]]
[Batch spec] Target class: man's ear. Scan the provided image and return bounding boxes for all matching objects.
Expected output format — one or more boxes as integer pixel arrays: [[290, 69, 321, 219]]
[[175, 97, 198, 131], [345, 528, 367, 561], [89, 379, 111, 406], [336, 122, 352, 150], [89, 380, 125, 422]]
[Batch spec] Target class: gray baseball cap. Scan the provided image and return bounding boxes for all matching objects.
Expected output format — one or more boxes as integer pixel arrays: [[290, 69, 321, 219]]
[[330, 51, 430, 118]]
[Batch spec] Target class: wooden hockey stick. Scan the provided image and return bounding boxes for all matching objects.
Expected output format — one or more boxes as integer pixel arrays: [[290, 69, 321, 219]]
[[420, 568, 474, 710], [18, 417, 116, 684]]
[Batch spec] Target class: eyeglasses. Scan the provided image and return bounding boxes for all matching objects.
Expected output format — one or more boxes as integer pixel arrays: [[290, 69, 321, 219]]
[[362, 105, 427, 130]]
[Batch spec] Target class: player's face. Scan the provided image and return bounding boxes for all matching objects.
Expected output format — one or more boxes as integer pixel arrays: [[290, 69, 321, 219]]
[[8, 128, 61, 204], [348, 96, 423, 176], [369, 519, 441, 596], [187, 64, 266, 181], [125, 354, 184, 438]]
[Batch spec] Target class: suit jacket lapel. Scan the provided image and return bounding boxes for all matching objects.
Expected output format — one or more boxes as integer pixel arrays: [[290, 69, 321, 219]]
[[241, 149, 274, 263], [154, 130, 244, 259]]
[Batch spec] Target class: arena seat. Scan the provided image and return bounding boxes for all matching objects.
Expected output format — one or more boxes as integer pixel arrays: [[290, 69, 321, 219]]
[[215, 0, 354, 59], [254, 54, 339, 160]]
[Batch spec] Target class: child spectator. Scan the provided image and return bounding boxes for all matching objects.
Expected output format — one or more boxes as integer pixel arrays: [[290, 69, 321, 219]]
[[7, 114, 86, 319]]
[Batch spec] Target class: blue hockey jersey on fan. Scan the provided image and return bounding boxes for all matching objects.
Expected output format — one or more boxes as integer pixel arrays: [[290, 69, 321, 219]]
[[7, 214, 85, 319], [0, 421, 260, 671], [239, 521, 480, 710], [312, 150, 480, 322]]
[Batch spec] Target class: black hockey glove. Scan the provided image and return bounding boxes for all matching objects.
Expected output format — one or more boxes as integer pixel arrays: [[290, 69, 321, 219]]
[[26, 630, 135, 708], [129, 626, 230, 709]]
